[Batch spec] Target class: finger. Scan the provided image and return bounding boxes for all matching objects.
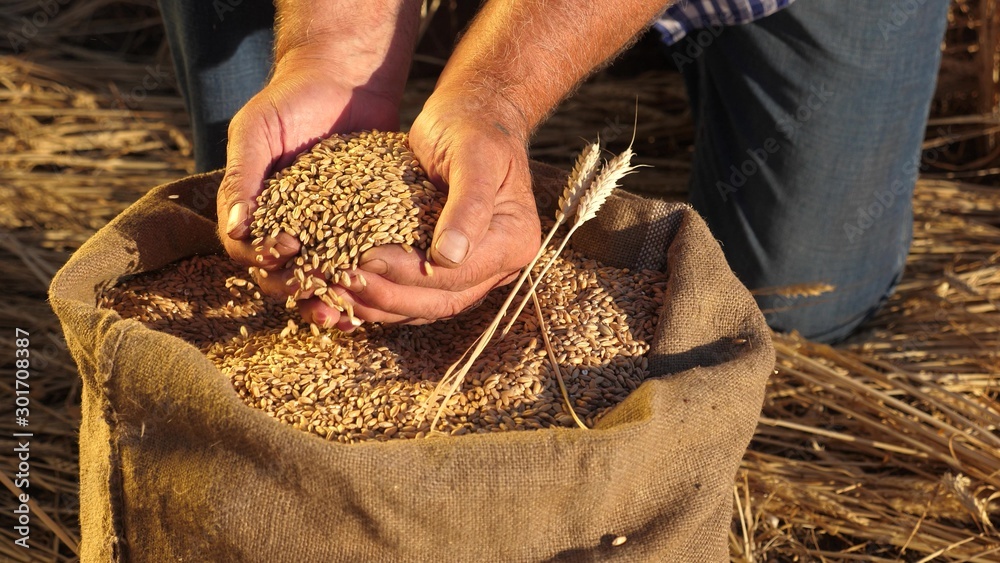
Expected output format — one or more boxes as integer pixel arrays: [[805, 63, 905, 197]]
[[297, 297, 343, 329], [336, 290, 420, 326], [256, 258, 346, 302], [346, 269, 505, 321], [358, 204, 537, 294], [357, 243, 503, 293], [217, 100, 279, 263], [357, 244, 434, 287], [254, 267, 298, 299], [426, 140, 507, 268], [251, 231, 302, 270]]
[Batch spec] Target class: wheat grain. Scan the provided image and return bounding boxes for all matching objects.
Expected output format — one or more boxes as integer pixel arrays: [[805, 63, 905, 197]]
[[98, 247, 666, 443]]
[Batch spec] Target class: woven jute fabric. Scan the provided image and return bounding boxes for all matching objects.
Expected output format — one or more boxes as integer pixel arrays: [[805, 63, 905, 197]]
[[50, 162, 773, 562]]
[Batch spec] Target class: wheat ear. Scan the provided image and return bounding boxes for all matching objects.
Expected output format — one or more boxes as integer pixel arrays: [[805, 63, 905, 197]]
[[556, 142, 602, 223], [500, 147, 639, 337]]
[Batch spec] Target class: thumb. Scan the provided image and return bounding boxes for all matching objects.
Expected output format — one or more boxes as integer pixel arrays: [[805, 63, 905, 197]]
[[429, 156, 505, 269], [216, 101, 277, 259]]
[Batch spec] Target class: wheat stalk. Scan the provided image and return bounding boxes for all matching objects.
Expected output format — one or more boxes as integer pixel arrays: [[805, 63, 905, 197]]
[[494, 142, 600, 328], [527, 271, 588, 430], [419, 143, 601, 430]]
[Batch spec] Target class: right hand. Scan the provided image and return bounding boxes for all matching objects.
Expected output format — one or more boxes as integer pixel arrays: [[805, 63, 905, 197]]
[[333, 86, 541, 328]]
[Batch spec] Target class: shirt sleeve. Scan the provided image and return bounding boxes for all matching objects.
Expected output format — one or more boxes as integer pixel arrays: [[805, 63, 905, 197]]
[[654, 0, 796, 46]]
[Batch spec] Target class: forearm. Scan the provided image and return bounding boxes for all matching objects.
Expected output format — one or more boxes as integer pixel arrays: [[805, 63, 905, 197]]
[[273, 0, 423, 99], [437, 0, 673, 139]]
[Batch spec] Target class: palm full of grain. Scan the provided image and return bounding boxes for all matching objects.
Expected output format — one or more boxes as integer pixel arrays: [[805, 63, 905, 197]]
[[248, 130, 446, 318]]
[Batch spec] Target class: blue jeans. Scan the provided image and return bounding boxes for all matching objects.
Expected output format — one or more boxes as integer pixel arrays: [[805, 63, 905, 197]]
[[159, 0, 950, 343], [158, 0, 274, 172], [668, 0, 949, 342]]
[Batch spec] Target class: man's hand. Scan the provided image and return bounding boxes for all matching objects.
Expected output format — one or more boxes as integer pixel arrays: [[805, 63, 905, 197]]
[[217, 0, 422, 309], [218, 64, 400, 266], [301, 89, 542, 328], [295, 0, 670, 330], [227, 0, 668, 329]]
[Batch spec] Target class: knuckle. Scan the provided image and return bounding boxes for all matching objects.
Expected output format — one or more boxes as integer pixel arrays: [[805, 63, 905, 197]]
[[434, 293, 468, 320], [456, 188, 496, 222], [217, 169, 245, 207]]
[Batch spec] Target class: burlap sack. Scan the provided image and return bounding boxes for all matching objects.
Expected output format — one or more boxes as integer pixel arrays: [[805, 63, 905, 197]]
[[49, 162, 773, 562]]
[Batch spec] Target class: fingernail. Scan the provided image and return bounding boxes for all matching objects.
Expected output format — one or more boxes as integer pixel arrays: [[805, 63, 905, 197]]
[[350, 316, 363, 327], [316, 312, 333, 328], [360, 258, 388, 275], [226, 202, 249, 238], [274, 231, 298, 254], [434, 229, 469, 265]]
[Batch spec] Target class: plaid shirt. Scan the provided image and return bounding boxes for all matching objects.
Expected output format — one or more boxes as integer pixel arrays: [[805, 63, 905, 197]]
[[655, 0, 796, 44]]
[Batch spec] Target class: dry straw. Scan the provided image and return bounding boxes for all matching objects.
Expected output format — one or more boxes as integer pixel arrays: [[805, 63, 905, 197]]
[[527, 271, 589, 429]]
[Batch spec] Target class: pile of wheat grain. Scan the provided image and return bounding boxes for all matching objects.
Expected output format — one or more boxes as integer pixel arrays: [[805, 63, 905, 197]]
[[98, 250, 667, 443]]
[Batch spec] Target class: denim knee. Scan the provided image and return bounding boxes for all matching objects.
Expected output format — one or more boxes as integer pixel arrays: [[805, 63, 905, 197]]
[[159, 0, 275, 171], [755, 261, 906, 344], [665, 0, 948, 342]]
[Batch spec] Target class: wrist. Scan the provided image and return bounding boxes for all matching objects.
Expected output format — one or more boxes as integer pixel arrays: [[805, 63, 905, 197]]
[[273, 1, 422, 100], [431, 68, 534, 145]]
